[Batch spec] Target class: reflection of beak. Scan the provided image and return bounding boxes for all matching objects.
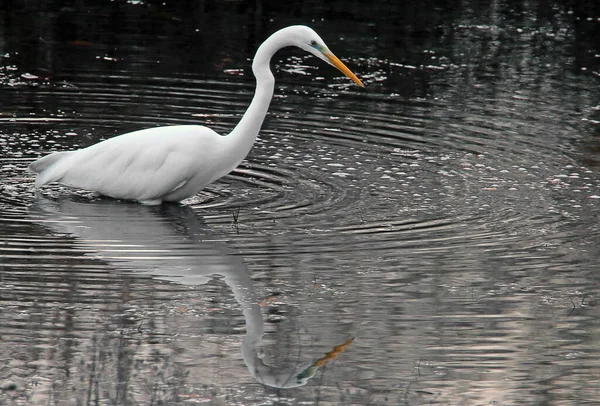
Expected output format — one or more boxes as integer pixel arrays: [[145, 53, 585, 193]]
[[311, 337, 355, 368], [296, 337, 355, 381], [324, 53, 365, 87]]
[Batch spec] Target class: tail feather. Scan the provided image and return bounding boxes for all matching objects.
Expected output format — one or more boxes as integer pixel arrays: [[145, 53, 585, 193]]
[[29, 151, 75, 188]]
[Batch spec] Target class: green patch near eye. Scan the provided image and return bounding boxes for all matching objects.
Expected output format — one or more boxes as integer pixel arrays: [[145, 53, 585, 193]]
[[310, 42, 325, 53], [296, 366, 316, 381]]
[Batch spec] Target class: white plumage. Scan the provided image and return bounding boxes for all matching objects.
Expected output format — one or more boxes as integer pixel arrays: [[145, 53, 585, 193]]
[[29, 25, 363, 205], [30, 126, 231, 205]]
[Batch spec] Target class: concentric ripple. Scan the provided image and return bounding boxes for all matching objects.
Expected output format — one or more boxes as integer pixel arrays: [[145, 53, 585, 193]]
[[1, 64, 599, 262]]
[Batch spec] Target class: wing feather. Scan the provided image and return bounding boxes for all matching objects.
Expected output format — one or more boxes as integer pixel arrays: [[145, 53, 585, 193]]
[[31, 125, 224, 202]]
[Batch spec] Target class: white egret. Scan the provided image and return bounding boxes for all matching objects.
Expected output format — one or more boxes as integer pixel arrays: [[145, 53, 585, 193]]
[[29, 25, 364, 205]]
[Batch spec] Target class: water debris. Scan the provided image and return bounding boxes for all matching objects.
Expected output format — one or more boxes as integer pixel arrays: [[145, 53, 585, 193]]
[[20, 73, 38, 80], [223, 68, 244, 75]]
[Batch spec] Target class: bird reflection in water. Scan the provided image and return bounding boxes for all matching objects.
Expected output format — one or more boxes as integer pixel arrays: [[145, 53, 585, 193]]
[[31, 197, 353, 388]]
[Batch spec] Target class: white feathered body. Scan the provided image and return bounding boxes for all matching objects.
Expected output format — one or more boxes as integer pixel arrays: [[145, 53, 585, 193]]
[[29, 125, 239, 205], [28, 25, 362, 205]]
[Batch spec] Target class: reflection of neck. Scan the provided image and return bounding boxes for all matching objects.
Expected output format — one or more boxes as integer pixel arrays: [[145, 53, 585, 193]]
[[223, 271, 263, 338], [33, 198, 313, 388], [223, 271, 311, 388]]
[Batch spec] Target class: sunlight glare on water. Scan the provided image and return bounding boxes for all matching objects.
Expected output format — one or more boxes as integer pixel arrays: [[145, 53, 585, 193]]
[[1, 1, 600, 405]]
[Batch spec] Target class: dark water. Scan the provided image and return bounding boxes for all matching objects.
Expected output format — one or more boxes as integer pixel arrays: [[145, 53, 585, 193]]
[[1, 1, 599, 405]]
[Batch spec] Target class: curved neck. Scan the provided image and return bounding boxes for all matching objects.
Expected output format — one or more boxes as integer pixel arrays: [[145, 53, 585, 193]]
[[226, 30, 291, 163]]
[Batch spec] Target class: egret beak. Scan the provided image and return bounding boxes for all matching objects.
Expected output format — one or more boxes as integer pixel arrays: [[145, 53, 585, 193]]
[[323, 52, 365, 87]]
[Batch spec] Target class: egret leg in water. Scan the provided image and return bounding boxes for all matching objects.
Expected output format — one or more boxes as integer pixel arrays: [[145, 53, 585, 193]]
[[28, 25, 364, 205]]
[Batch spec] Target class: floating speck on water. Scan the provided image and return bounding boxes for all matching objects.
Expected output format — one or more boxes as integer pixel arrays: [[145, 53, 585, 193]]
[[20, 72, 38, 80]]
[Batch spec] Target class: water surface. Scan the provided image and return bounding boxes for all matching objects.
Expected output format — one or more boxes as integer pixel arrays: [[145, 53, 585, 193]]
[[1, 1, 599, 405]]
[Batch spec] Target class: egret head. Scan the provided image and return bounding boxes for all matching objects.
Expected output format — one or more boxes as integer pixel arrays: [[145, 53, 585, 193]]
[[290, 25, 365, 87]]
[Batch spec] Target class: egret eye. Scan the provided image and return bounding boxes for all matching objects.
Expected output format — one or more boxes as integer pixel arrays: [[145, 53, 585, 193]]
[[310, 40, 317, 46]]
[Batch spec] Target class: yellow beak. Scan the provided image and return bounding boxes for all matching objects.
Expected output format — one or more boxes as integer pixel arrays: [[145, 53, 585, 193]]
[[324, 52, 365, 87]]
